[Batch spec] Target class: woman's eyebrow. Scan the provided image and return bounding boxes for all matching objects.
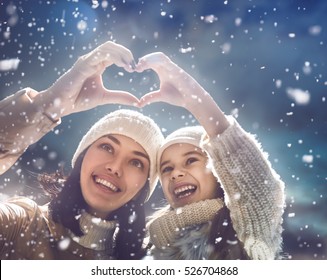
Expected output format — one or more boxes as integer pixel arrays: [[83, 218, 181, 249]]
[[134, 151, 150, 162], [106, 135, 120, 145], [107, 135, 150, 163]]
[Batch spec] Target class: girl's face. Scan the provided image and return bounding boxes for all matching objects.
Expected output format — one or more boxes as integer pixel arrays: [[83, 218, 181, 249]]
[[159, 143, 219, 209], [80, 134, 150, 219]]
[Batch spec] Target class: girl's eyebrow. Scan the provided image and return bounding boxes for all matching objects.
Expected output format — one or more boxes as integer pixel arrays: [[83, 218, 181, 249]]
[[106, 135, 150, 162], [183, 150, 204, 157], [160, 160, 170, 170]]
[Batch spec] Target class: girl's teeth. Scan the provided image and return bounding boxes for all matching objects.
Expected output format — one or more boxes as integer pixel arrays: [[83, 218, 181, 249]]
[[173, 185, 197, 199], [174, 185, 196, 195]]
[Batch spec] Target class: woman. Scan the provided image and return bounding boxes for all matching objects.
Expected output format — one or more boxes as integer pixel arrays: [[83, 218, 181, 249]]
[[0, 41, 164, 259], [136, 52, 286, 260]]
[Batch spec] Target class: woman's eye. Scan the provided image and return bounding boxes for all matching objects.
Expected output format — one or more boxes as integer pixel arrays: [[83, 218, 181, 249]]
[[100, 143, 113, 153], [130, 159, 144, 169]]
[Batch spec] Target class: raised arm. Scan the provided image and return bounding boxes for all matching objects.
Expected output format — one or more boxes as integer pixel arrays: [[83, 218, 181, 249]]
[[137, 52, 285, 259], [0, 41, 139, 174]]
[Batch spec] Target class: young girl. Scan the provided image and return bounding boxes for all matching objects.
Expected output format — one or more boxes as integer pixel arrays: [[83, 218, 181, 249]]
[[136, 52, 286, 260], [0, 42, 164, 259]]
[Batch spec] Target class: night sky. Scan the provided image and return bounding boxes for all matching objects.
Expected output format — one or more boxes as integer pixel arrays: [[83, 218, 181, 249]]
[[0, 0, 326, 260]]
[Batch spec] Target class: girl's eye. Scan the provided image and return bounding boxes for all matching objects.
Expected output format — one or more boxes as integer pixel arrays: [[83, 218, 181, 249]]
[[100, 143, 114, 153], [161, 166, 173, 174], [130, 159, 144, 169], [186, 157, 198, 165]]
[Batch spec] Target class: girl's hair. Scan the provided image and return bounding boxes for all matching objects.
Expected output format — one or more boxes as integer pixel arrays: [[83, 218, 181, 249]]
[[38, 149, 148, 260], [208, 206, 249, 259]]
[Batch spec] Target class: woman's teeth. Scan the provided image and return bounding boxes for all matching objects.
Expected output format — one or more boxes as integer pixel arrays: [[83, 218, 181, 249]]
[[95, 177, 120, 192]]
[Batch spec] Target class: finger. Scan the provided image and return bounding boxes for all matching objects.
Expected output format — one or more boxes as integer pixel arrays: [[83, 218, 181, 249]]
[[136, 52, 169, 71], [138, 52, 169, 64], [101, 41, 136, 70], [102, 89, 140, 107], [97, 51, 135, 71], [86, 41, 136, 72], [134, 59, 147, 73], [137, 54, 180, 79], [100, 41, 133, 58], [139, 90, 163, 106], [121, 59, 137, 73]]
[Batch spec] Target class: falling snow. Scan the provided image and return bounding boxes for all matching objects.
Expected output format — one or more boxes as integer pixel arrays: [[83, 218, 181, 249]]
[[0, 58, 20, 71], [0, 0, 326, 261], [286, 87, 311, 105]]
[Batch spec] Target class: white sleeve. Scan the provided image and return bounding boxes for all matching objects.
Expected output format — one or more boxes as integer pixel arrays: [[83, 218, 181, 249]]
[[201, 116, 285, 259]]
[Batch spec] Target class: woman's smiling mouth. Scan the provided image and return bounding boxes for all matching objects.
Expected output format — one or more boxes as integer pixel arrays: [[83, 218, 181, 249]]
[[94, 176, 121, 192]]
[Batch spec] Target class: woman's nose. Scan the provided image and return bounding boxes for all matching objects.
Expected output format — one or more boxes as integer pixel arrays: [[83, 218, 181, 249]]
[[105, 161, 122, 177]]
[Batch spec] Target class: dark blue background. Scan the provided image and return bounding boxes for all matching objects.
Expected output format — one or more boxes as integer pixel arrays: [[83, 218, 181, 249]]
[[1, 0, 326, 259]]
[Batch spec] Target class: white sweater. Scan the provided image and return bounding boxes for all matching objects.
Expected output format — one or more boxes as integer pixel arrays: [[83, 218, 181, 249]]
[[148, 117, 285, 260]]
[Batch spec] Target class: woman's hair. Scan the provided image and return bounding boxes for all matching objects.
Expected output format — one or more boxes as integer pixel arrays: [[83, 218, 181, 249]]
[[38, 149, 148, 260], [110, 186, 148, 259]]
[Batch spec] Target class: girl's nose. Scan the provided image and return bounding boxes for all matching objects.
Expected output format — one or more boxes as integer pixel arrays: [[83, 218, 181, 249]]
[[170, 168, 185, 181]]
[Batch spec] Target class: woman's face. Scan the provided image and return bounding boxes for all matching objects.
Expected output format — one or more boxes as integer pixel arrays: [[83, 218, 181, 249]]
[[80, 134, 150, 219], [159, 143, 219, 209]]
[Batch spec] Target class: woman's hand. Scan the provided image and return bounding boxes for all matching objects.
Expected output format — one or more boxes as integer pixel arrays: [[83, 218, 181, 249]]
[[136, 52, 230, 136], [136, 52, 206, 110], [37, 41, 139, 119]]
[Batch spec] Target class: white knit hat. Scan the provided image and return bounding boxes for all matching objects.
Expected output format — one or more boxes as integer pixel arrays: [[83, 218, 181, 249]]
[[157, 126, 206, 167], [72, 109, 164, 201]]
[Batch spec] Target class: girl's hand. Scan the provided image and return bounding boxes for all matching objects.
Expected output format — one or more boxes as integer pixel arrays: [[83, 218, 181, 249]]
[[136, 52, 230, 136], [37, 41, 140, 119], [136, 52, 206, 110]]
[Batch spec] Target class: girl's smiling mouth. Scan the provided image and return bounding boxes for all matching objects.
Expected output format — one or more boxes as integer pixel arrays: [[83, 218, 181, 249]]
[[173, 184, 197, 199]]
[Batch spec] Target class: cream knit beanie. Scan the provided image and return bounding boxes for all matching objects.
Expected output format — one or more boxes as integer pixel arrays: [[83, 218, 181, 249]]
[[72, 109, 164, 201], [157, 126, 206, 167]]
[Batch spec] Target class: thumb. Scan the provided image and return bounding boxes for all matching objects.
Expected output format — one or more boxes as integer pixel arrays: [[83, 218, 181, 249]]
[[103, 89, 140, 107], [139, 90, 164, 107]]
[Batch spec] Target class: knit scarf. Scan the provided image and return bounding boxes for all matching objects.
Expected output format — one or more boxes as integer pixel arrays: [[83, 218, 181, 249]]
[[148, 198, 224, 249], [70, 212, 118, 256]]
